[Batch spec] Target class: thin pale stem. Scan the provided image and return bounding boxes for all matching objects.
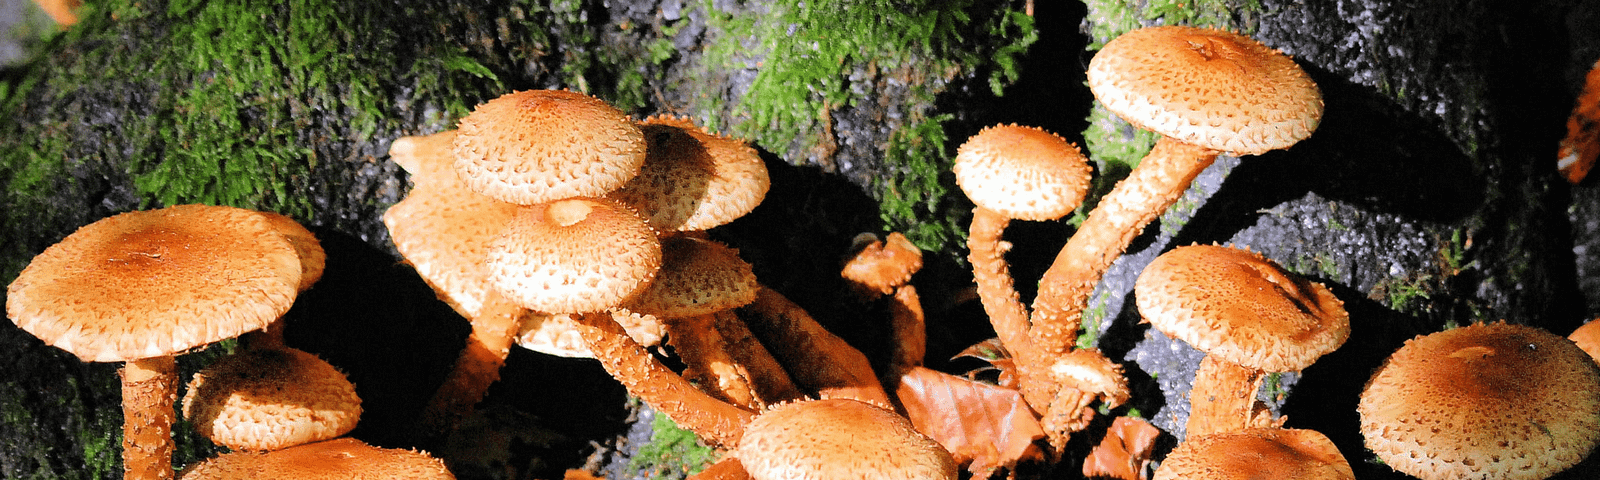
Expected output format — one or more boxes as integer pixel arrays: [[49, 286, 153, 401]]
[[1030, 137, 1219, 354]]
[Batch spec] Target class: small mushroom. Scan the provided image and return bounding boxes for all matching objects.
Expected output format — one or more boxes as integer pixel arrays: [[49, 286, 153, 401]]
[[1359, 322, 1600, 480], [734, 398, 957, 480], [6, 205, 302, 480], [452, 89, 647, 205], [1153, 428, 1354, 480], [1031, 26, 1323, 355], [1135, 244, 1348, 438], [182, 346, 361, 452]]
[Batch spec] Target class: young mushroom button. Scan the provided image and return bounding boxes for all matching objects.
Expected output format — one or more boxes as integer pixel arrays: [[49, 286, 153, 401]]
[[1030, 25, 1323, 355]]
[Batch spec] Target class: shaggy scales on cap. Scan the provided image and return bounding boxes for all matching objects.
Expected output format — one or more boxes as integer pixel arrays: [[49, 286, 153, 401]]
[[452, 89, 646, 205], [182, 347, 361, 452]]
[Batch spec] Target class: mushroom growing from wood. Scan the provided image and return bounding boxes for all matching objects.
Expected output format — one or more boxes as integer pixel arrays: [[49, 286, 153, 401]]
[[1135, 244, 1348, 438], [1359, 322, 1600, 480], [6, 204, 303, 480], [1030, 25, 1323, 355]]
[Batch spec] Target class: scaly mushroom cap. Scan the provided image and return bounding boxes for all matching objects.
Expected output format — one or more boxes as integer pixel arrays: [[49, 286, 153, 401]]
[[389, 129, 460, 183], [176, 437, 454, 480], [624, 236, 758, 318], [1569, 319, 1600, 362], [1358, 322, 1600, 480], [182, 347, 362, 452], [736, 398, 957, 480], [257, 212, 325, 293], [488, 198, 661, 314], [952, 124, 1093, 221], [1087, 26, 1323, 155], [515, 309, 665, 359], [1153, 428, 1354, 480], [384, 166, 521, 319], [610, 115, 770, 231], [1135, 244, 1348, 371], [453, 90, 647, 205], [6, 204, 302, 363]]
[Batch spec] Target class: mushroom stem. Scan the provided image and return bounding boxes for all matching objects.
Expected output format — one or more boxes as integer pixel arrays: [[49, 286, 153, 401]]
[[121, 355, 177, 480], [738, 287, 892, 406], [1184, 355, 1265, 438], [966, 207, 1036, 360], [666, 313, 760, 410], [1030, 136, 1219, 354], [712, 309, 806, 406], [572, 310, 754, 448], [887, 284, 926, 374], [418, 291, 525, 436]]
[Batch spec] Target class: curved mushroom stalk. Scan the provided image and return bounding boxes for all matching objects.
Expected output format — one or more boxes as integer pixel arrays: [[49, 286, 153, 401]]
[[573, 309, 754, 448], [711, 310, 806, 406], [418, 291, 527, 436], [665, 313, 762, 410], [738, 287, 892, 406], [1029, 136, 1218, 354]]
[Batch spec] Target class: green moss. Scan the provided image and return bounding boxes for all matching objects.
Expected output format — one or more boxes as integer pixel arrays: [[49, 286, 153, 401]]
[[1076, 290, 1114, 349], [629, 408, 718, 480], [1078, 0, 1263, 49], [696, 0, 1037, 253]]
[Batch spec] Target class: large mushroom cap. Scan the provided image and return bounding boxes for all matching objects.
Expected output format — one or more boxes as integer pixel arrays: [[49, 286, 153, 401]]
[[384, 164, 521, 319], [610, 115, 770, 232], [1359, 322, 1600, 480], [1087, 26, 1323, 155], [182, 347, 362, 452], [452, 89, 646, 205], [257, 211, 325, 293], [736, 398, 957, 480], [6, 204, 302, 363], [488, 197, 662, 314], [1153, 428, 1354, 480], [177, 437, 454, 479], [952, 124, 1093, 221], [1135, 244, 1349, 371]]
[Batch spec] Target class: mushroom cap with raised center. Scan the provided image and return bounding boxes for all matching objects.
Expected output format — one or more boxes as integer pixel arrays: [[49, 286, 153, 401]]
[[176, 437, 454, 479], [736, 398, 957, 480], [609, 115, 770, 231], [1087, 26, 1323, 155], [1358, 322, 1600, 480], [488, 197, 662, 314], [1135, 244, 1349, 371], [1153, 428, 1354, 480], [182, 347, 362, 452], [952, 124, 1093, 221], [624, 235, 758, 319], [453, 89, 647, 205], [6, 204, 302, 363]]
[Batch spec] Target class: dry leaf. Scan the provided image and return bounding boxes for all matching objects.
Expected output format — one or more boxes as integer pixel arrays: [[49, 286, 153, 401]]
[[1082, 416, 1162, 480], [953, 338, 1019, 388], [895, 366, 1045, 479]]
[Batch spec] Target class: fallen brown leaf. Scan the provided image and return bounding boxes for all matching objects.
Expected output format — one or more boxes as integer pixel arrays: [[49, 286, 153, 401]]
[[1081, 416, 1162, 480], [895, 366, 1045, 479]]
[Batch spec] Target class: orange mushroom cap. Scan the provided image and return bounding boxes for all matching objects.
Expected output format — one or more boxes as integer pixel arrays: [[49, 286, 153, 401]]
[[6, 204, 302, 363], [389, 129, 461, 184], [453, 90, 646, 205], [1153, 428, 1354, 480], [257, 211, 325, 293], [952, 124, 1093, 221], [1358, 322, 1600, 480], [1569, 318, 1600, 362], [1135, 244, 1348, 371], [383, 164, 521, 319], [1087, 26, 1323, 156], [624, 236, 758, 318], [610, 115, 770, 231], [182, 347, 361, 452], [735, 398, 957, 480], [488, 198, 661, 314], [177, 437, 454, 479]]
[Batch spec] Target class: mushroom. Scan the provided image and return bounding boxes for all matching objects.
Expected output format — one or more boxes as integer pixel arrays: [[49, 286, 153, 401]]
[[6, 204, 302, 480], [1359, 321, 1600, 480], [1134, 244, 1348, 438], [176, 437, 454, 479], [733, 398, 958, 480], [452, 89, 647, 205], [1152, 428, 1354, 480], [609, 115, 771, 232], [244, 211, 326, 349], [1030, 26, 1323, 355], [181, 346, 361, 452], [624, 235, 802, 409], [1569, 318, 1600, 362]]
